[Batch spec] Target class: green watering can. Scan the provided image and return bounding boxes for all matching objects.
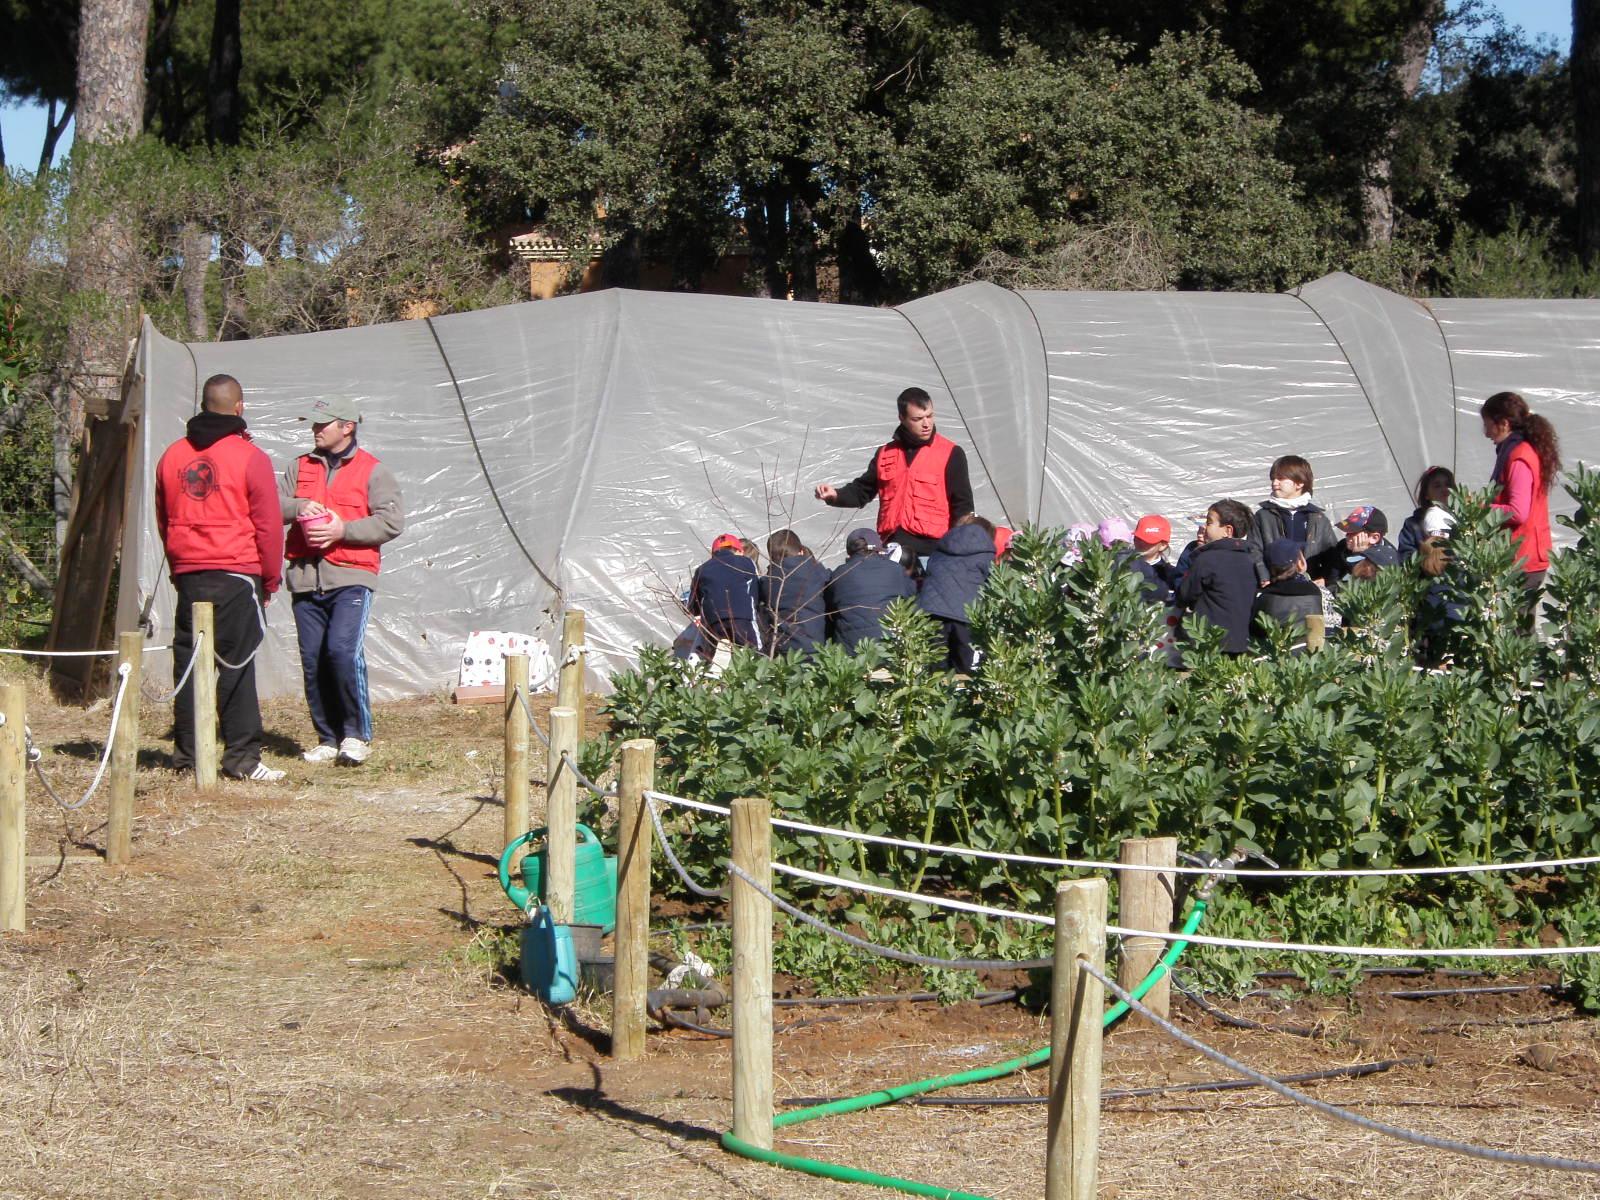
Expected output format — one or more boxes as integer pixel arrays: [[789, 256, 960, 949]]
[[498, 823, 618, 935]]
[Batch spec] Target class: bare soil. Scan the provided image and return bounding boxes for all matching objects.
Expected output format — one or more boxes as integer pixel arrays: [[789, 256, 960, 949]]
[[4, 666, 1599, 1199]]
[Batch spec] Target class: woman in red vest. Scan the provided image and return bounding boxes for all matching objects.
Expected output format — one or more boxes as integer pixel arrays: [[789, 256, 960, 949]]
[[1481, 390, 1561, 598]]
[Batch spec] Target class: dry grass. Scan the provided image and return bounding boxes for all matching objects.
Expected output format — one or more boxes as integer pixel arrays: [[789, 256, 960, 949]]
[[2, 662, 1599, 1199]]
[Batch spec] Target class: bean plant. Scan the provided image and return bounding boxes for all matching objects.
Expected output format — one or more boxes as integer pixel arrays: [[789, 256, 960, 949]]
[[597, 474, 1600, 1007]]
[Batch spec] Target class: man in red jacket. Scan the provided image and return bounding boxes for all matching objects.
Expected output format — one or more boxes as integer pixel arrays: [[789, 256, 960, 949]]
[[154, 374, 285, 782], [279, 397, 405, 766], [813, 387, 974, 567]]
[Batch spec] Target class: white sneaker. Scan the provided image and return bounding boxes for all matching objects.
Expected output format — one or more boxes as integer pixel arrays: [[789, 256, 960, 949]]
[[302, 744, 339, 764], [338, 737, 371, 765], [246, 763, 286, 782]]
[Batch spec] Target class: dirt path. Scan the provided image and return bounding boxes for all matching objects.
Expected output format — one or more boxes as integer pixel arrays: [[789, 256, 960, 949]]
[[3, 676, 1598, 1199]]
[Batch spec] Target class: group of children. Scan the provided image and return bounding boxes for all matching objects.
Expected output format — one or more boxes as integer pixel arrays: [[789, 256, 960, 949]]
[[1126, 456, 1457, 654], [682, 454, 1461, 670], [684, 515, 1007, 671]]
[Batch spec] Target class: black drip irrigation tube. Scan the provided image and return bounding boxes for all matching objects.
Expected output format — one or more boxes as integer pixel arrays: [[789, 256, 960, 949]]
[[779, 1055, 1433, 1108]]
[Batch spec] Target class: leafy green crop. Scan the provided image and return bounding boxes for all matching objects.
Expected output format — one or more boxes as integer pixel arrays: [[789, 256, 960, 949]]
[[600, 473, 1600, 995]]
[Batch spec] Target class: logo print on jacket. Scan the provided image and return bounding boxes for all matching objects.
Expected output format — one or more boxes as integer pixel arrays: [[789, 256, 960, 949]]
[[181, 459, 217, 500]]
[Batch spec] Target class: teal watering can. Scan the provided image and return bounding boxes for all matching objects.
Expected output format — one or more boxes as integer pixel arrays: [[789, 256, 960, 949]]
[[520, 907, 578, 1004], [498, 823, 618, 934]]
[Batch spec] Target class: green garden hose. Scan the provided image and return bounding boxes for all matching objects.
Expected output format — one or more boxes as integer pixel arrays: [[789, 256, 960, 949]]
[[721, 896, 1210, 1199]]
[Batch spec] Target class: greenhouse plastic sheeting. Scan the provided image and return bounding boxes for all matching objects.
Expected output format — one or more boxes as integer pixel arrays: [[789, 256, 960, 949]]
[[119, 272, 1600, 699]]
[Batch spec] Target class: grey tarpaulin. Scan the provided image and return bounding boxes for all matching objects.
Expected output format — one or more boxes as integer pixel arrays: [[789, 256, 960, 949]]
[[118, 272, 1600, 699]]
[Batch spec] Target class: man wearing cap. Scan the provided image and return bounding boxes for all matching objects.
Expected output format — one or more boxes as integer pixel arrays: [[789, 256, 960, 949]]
[[155, 373, 284, 782], [1312, 505, 1398, 591], [689, 534, 763, 651], [279, 397, 405, 765], [813, 387, 974, 567], [825, 528, 917, 652]]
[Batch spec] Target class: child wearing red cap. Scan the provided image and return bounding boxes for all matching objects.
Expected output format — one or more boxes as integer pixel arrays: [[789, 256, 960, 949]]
[[1124, 514, 1177, 605], [689, 533, 763, 652]]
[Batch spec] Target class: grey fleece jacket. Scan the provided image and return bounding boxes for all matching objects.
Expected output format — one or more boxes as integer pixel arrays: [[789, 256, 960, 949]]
[[278, 439, 405, 594]]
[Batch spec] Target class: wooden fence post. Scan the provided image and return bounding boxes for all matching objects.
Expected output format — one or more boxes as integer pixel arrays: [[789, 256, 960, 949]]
[[558, 609, 586, 739], [503, 654, 530, 850], [545, 706, 579, 924], [1046, 876, 1106, 1200], [730, 796, 773, 1149], [106, 631, 143, 866], [192, 601, 218, 791], [1117, 836, 1177, 1018], [0, 684, 24, 932], [612, 738, 656, 1060]]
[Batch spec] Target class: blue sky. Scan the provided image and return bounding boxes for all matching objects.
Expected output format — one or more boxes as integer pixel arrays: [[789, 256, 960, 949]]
[[0, 0, 1578, 173]]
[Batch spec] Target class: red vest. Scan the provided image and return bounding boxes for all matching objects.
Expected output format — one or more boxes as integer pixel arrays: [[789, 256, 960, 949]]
[[876, 433, 956, 540], [285, 448, 382, 574], [156, 432, 265, 574], [1496, 440, 1551, 573]]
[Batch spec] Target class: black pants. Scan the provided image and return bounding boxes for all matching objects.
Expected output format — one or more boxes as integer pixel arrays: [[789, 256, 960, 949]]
[[942, 618, 976, 673], [172, 571, 265, 777]]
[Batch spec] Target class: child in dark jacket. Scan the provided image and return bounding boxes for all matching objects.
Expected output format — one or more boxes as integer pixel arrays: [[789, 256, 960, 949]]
[[1247, 455, 1341, 585], [1177, 500, 1258, 655], [1251, 538, 1322, 639], [916, 515, 995, 671], [760, 529, 831, 656], [826, 528, 916, 651], [689, 533, 763, 650], [1124, 514, 1177, 604], [1397, 466, 1455, 562]]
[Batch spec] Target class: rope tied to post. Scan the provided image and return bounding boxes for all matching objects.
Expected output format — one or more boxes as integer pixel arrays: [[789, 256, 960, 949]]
[[145, 632, 205, 704], [26, 662, 133, 812]]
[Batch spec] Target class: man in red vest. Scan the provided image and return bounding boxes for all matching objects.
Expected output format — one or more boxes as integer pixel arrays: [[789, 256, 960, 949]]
[[813, 387, 974, 566], [279, 397, 405, 765], [154, 373, 284, 782]]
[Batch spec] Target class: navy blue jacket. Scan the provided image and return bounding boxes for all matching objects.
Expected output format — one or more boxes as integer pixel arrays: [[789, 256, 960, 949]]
[[761, 554, 830, 655], [826, 552, 915, 650], [1176, 538, 1258, 654], [1396, 507, 1433, 562], [916, 524, 995, 623], [1122, 552, 1177, 605], [689, 549, 762, 649]]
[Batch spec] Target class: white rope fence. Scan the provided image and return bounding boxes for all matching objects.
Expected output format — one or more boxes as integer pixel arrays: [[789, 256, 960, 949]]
[[0, 644, 170, 657], [25, 662, 132, 812], [1084, 959, 1600, 1174], [645, 787, 1600, 879], [645, 787, 1600, 959]]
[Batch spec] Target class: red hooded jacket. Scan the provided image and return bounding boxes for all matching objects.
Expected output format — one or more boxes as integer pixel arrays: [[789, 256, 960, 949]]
[[155, 414, 283, 594]]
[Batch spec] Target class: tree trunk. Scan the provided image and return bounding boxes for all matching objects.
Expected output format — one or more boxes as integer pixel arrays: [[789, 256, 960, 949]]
[[1578, 0, 1600, 267], [207, 0, 243, 146], [784, 188, 819, 302], [208, 0, 247, 340], [52, 411, 73, 551], [1361, 3, 1440, 246], [836, 216, 881, 306], [65, 0, 151, 428], [181, 224, 211, 340], [48, 0, 150, 680], [742, 185, 773, 298], [762, 184, 789, 299]]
